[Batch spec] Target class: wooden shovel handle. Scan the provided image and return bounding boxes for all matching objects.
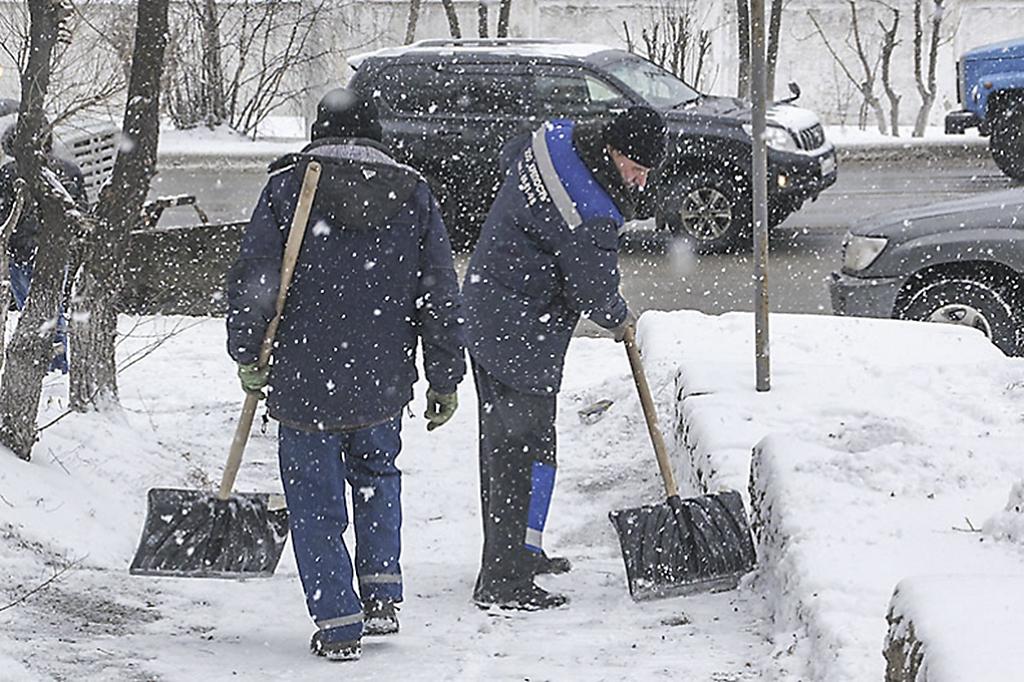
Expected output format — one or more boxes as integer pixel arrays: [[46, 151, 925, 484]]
[[623, 325, 679, 499], [218, 161, 322, 500]]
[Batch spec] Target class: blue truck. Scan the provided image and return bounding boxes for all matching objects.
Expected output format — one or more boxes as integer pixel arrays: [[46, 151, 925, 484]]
[[946, 37, 1024, 179]]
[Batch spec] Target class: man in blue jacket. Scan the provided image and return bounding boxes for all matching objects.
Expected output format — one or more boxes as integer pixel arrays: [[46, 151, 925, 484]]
[[226, 89, 465, 661], [464, 107, 666, 610]]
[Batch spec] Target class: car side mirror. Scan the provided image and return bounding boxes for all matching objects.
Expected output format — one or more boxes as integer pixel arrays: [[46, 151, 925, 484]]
[[781, 81, 801, 104]]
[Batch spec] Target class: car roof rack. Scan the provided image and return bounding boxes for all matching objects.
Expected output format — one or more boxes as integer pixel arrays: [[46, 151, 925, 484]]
[[409, 38, 565, 49]]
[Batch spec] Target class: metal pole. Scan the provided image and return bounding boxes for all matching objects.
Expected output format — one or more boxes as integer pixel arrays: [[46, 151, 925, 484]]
[[750, 0, 771, 392]]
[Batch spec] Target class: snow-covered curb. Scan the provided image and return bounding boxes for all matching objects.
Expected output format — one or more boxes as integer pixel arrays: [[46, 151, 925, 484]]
[[640, 310, 1024, 680]]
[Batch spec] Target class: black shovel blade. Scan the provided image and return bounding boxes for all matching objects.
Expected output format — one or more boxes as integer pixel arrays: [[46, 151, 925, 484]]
[[130, 488, 289, 578], [608, 490, 756, 601]]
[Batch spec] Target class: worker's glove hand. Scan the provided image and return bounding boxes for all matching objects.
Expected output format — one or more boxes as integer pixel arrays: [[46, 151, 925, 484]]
[[610, 308, 638, 343], [425, 388, 458, 431], [237, 362, 269, 399]]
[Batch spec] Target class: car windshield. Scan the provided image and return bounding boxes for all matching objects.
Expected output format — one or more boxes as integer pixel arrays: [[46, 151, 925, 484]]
[[603, 55, 700, 109]]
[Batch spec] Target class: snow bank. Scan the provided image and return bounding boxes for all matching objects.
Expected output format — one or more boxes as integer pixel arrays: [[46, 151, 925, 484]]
[[885, 575, 1024, 681], [640, 309, 1024, 680]]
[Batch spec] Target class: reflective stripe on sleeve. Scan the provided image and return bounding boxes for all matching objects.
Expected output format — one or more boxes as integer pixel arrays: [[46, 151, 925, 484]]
[[531, 126, 582, 230]]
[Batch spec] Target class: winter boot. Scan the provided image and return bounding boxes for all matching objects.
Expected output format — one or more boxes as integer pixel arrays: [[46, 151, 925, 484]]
[[363, 599, 400, 636], [474, 580, 569, 611], [532, 551, 572, 576], [310, 631, 361, 661]]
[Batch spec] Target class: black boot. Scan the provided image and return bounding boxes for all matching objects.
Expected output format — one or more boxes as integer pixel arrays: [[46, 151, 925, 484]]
[[363, 599, 400, 636], [310, 631, 361, 661], [532, 551, 572, 576], [474, 580, 569, 611]]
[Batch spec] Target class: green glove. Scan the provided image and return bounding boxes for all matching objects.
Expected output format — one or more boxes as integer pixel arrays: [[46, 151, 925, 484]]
[[237, 362, 269, 399], [425, 388, 458, 431]]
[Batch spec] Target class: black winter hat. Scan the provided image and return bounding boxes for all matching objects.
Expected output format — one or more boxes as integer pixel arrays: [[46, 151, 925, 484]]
[[311, 88, 382, 142], [603, 106, 667, 169]]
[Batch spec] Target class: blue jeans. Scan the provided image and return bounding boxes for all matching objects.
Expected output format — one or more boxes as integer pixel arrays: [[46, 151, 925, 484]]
[[10, 261, 68, 374], [278, 417, 403, 644]]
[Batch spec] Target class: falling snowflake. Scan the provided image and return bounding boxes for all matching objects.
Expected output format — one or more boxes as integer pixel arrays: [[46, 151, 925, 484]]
[[359, 487, 375, 502]]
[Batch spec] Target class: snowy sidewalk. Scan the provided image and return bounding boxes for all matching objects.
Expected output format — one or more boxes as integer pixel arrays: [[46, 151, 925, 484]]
[[0, 317, 771, 681], [641, 311, 1024, 681]]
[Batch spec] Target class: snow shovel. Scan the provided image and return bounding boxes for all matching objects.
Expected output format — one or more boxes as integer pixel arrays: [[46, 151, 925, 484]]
[[129, 160, 323, 578], [608, 325, 756, 601]]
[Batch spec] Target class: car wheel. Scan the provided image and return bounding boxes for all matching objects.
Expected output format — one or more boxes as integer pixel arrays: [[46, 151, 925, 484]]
[[896, 276, 1022, 355], [990, 99, 1024, 180], [658, 167, 751, 254]]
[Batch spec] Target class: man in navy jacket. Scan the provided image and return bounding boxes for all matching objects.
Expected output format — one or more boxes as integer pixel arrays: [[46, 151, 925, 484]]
[[226, 89, 465, 660], [464, 107, 667, 610]]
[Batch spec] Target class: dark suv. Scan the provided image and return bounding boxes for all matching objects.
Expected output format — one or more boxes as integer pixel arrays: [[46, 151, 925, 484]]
[[348, 39, 837, 252]]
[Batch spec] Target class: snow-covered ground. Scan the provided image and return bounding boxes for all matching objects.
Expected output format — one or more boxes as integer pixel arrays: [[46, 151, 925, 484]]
[[5, 309, 1024, 680], [641, 311, 1024, 681], [825, 124, 987, 147], [0, 316, 771, 681]]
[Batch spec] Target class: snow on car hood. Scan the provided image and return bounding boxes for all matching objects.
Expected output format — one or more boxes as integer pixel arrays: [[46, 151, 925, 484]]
[[852, 187, 1024, 240], [667, 96, 821, 131]]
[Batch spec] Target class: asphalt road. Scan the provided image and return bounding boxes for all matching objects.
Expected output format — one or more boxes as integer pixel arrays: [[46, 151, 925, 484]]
[[150, 154, 1018, 330]]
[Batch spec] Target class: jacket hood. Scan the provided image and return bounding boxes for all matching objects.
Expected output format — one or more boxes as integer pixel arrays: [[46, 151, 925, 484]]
[[271, 138, 420, 232]]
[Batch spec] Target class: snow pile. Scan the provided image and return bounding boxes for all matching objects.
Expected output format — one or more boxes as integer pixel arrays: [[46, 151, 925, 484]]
[[639, 310, 1024, 681], [983, 480, 1024, 544], [885, 575, 1024, 682]]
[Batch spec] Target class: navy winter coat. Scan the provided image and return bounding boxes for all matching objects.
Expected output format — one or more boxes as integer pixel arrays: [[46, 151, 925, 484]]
[[226, 138, 466, 432], [462, 120, 628, 395]]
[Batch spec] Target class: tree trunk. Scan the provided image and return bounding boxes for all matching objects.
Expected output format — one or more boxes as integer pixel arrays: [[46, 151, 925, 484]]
[[497, 0, 512, 38], [477, 1, 489, 38], [201, 0, 225, 127], [913, 0, 944, 137], [440, 0, 462, 39], [766, 0, 783, 100], [70, 0, 170, 412], [0, 0, 73, 461], [736, 0, 751, 98], [879, 9, 902, 137], [404, 0, 422, 44], [0, 180, 26, 368]]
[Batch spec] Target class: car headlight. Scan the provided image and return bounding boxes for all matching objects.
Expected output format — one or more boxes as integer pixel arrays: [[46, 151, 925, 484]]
[[742, 124, 798, 152], [843, 234, 888, 272]]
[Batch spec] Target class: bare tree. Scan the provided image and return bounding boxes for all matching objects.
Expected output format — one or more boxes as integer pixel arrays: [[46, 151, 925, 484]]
[[70, 0, 171, 411], [0, 0, 77, 460], [404, 0, 422, 44], [0, 2, 129, 127], [808, 2, 887, 133], [736, 0, 751, 98], [912, 0, 948, 137], [497, 0, 512, 38], [477, 1, 489, 38], [440, 0, 462, 39], [623, 0, 715, 89], [766, 0, 783, 100], [878, 4, 902, 137], [164, 0, 340, 138]]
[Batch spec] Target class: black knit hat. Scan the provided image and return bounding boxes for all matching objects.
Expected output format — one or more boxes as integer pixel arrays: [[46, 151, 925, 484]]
[[310, 88, 382, 142], [603, 106, 667, 169]]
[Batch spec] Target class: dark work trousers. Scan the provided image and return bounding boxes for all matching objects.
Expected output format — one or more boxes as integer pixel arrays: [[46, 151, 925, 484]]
[[278, 418, 403, 645], [472, 361, 558, 597]]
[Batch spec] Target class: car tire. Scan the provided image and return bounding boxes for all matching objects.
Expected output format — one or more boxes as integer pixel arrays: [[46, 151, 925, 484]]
[[658, 166, 751, 254], [989, 99, 1024, 180], [896, 276, 1022, 355]]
